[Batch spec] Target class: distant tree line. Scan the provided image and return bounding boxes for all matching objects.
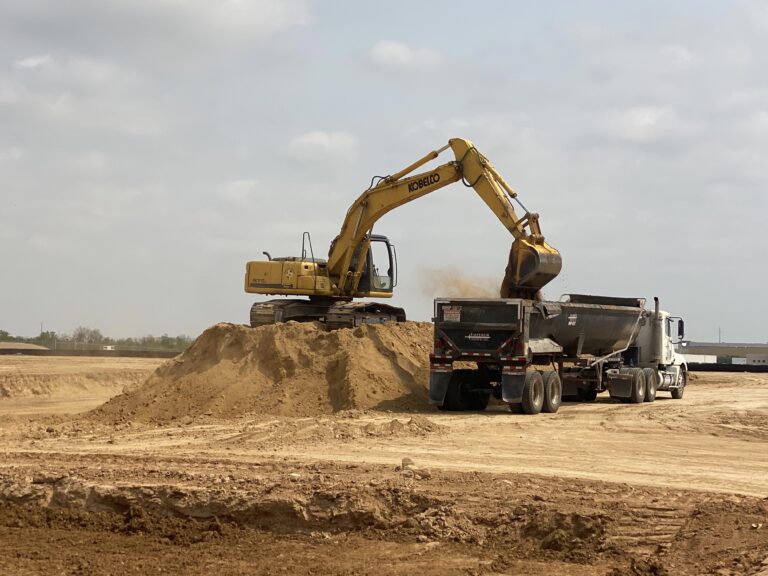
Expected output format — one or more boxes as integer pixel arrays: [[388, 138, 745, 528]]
[[0, 327, 193, 352]]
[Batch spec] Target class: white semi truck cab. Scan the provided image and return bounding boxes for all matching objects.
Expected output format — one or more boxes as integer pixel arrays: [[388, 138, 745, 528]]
[[632, 297, 688, 399]]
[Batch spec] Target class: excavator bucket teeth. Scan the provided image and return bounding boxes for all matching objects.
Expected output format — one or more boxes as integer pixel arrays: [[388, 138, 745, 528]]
[[500, 238, 562, 298]]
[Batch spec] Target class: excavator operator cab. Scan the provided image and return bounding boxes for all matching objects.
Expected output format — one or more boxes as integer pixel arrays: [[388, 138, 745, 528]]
[[353, 234, 397, 295]]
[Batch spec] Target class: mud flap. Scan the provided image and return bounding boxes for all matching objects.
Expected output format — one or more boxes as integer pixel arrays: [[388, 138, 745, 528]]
[[561, 376, 581, 397], [607, 374, 633, 398], [502, 373, 526, 403], [429, 371, 452, 405]]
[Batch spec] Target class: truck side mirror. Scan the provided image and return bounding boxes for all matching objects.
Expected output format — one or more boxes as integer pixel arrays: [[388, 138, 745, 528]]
[[677, 319, 685, 339]]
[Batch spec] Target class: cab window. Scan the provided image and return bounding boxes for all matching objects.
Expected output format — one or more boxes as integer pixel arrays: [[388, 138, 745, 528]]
[[369, 240, 393, 291]]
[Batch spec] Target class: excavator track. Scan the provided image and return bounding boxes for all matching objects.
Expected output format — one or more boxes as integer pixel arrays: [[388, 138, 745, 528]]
[[250, 299, 406, 329]]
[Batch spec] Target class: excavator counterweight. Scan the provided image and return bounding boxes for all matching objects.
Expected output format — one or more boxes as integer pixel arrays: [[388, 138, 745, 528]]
[[244, 138, 561, 327]]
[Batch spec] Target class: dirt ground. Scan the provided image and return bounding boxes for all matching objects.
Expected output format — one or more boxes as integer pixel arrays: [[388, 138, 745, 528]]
[[0, 356, 162, 415], [0, 356, 767, 575]]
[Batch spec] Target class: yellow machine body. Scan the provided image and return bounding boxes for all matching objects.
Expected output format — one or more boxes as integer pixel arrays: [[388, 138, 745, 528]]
[[245, 260, 334, 296]]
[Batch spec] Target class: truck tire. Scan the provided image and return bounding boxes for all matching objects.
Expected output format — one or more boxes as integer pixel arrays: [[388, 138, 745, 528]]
[[521, 371, 544, 415], [671, 369, 687, 399], [440, 369, 490, 411], [542, 371, 562, 413], [642, 368, 658, 403], [620, 367, 646, 404], [465, 390, 491, 411]]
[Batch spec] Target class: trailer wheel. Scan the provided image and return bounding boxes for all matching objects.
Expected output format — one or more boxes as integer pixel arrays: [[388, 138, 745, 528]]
[[521, 372, 544, 415], [642, 368, 658, 403], [542, 371, 562, 413], [671, 369, 687, 399], [440, 369, 490, 411], [465, 390, 491, 411], [620, 367, 646, 404]]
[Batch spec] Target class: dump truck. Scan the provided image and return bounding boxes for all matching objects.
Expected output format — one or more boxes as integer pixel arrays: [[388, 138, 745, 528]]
[[429, 294, 688, 414]]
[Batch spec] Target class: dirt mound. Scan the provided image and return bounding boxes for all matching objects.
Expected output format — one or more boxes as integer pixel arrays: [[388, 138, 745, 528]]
[[0, 373, 149, 399], [91, 321, 434, 423], [0, 357, 159, 399], [0, 342, 48, 350]]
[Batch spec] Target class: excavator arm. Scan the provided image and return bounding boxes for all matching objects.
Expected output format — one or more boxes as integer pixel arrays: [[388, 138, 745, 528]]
[[327, 138, 561, 297]]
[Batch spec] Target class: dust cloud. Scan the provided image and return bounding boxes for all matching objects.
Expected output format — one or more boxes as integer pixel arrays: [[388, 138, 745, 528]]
[[421, 267, 500, 299]]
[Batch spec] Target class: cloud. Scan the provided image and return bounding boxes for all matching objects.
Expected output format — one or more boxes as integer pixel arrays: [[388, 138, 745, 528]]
[[370, 41, 441, 69], [11, 56, 142, 93], [287, 131, 358, 162], [1, 1, 311, 58], [1, 55, 165, 136], [14, 54, 52, 69], [406, 114, 532, 142], [67, 150, 109, 175], [601, 106, 678, 143], [751, 2, 768, 31], [27, 235, 74, 255], [218, 179, 259, 205], [191, 0, 311, 41], [0, 146, 24, 161], [658, 45, 696, 67]]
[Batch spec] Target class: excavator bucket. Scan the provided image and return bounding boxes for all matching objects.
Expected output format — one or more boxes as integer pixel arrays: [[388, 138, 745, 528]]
[[500, 238, 562, 299]]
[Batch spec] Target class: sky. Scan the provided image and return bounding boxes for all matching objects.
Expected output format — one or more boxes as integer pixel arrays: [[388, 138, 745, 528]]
[[1, 0, 767, 342]]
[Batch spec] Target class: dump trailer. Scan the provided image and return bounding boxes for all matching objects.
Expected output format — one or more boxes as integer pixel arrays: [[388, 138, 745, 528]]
[[429, 294, 688, 414]]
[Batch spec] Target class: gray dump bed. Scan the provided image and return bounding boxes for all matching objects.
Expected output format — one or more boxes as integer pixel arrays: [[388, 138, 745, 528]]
[[434, 294, 645, 359], [529, 295, 644, 358]]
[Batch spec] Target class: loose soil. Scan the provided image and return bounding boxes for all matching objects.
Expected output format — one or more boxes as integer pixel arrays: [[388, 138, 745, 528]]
[[0, 353, 767, 574], [0, 342, 48, 350], [0, 356, 163, 415], [92, 321, 433, 423]]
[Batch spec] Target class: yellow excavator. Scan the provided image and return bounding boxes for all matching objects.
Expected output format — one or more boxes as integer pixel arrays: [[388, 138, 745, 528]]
[[244, 137, 561, 328]]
